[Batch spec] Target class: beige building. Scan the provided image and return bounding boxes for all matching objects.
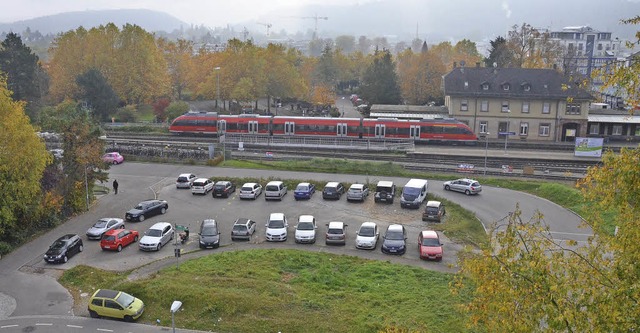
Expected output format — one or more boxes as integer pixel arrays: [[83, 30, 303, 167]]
[[442, 65, 592, 142]]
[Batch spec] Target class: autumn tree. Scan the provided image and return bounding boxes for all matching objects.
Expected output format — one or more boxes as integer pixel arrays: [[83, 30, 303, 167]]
[[397, 48, 446, 105], [335, 35, 356, 54], [158, 38, 194, 100], [360, 49, 401, 105], [506, 23, 563, 69], [262, 44, 307, 112]]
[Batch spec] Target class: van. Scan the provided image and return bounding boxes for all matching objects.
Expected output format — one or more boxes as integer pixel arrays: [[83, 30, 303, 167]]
[[264, 181, 287, 201], [422, 201, 446, 222], [400, 178, 428, 209]]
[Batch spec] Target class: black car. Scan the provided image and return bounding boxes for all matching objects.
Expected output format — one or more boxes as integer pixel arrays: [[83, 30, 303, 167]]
[[125, 199, 168, 222], [322, 182, 345, 200], [381, 224, 407, 255], [44, 234, 83, 263], [212, 181, 236, 198]]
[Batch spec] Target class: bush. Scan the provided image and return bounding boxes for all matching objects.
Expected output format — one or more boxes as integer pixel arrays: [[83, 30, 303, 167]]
[[165, 101, 190, 123], [0, 242, 13, 256], [114, 106, 136, 122]]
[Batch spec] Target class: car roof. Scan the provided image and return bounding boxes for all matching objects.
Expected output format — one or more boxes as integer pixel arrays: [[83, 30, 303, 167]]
[[387, 224, 404, 232], [215, 180, 230, 185], [328, 221, 344, 229], [360, 222, 377, 228], [103, 229, 129, 236], [178, 173, 194, 177], [57, 234, 77, 241], [297, 182, 311, 187], [420, 230, 439, 238], [201, 219, 217, 226], [242, 182, 258, 187], [150, 222, 171, 230], [298, 215, 315, 223], [349, 184, 365, 189], [93, 289, 120, 299], [426, 201, 442, 207], [325, 182, 340, 187], [269, 212, 285, 220], [457, 178, 478, 182], [233, 218, 251, 225], [266, 180, 283, 185], [193, 177, 209, 182], [139, 199, 158, 204], [376, 180, 394, 187]]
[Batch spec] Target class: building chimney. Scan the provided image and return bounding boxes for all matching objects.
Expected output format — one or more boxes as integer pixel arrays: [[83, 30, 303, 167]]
[[453, 62, 457, 68]]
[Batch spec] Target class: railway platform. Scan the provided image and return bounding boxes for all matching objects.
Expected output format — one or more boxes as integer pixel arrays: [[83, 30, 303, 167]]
[[413, 145, 603, 161]]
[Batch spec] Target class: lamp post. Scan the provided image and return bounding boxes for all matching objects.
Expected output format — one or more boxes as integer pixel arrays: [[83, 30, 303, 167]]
[[214, 67, 221, 110], [483, 133, 490, 176], [504, 109, 511, 154]]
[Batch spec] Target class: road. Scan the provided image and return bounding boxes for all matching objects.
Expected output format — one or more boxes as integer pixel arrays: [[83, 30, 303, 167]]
[[0, 162, 590, 331]]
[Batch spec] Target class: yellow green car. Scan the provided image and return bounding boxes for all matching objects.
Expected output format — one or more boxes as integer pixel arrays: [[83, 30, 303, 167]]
[[88, 289, 144, 322]]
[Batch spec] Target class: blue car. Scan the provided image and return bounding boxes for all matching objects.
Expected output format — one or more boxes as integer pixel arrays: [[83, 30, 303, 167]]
[[294, 183, 315, 200]]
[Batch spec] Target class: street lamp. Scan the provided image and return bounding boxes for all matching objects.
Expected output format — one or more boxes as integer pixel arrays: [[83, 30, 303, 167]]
[[504, 109, 511, 154], [483, 133, 490, 176], [170, 301, 182, 333], [214, 67, 221, 109]]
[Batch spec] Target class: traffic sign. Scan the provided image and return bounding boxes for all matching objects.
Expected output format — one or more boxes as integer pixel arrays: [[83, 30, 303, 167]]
[[498, 131, 516, 135]]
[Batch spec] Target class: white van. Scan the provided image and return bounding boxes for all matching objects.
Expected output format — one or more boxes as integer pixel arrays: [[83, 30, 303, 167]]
[[400, 178, 428, 209], [264, 181, 288, 201]]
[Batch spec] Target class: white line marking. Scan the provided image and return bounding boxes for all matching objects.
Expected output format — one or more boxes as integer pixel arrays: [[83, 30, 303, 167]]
[[36, 323, 53, 326], [67, 325, 83, 328], [1, 325, 19, 328], [97, 329, 114, 332]]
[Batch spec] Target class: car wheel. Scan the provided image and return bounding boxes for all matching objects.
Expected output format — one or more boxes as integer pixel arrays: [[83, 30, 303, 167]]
[[113, 160, 118, 165], [445, 185, 450, 191], [160, 207, 166, 214], [117, 244, 122, 252], [134, 235, 139, 242], [124, 315, 134, 322], [89, 310, 99, 318], [79, 245, 83, 252], [120, 225, 125, 229], [157, 243, 162, 251], [138, 215, 145, 222], [63, 255, 68, 263], [465, 190, 471, 195]]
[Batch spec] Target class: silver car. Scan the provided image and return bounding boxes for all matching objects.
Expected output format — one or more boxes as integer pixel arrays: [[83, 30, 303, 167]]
[[443, 178, 482, 195], [346, 183, 369, 202], [139, 222, 174, 251], [86, 218, 125, 240]]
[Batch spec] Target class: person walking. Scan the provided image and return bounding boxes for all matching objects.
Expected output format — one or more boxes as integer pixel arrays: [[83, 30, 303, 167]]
[[113, 179, 119, 194]]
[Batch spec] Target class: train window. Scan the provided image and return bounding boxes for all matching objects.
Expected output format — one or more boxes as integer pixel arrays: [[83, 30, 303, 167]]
[[397, 127, 410, 136], [272, 123, 284, 132], [347, 125, 359, 134], [258, 122, 269, 132], [226, 122, 238, 131]]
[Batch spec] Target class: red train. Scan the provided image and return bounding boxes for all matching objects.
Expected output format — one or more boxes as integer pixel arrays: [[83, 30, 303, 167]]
[[169, 112, 478, 143]]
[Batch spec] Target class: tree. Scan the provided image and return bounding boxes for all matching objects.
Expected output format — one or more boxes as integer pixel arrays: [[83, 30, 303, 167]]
[[357, 36, 372, 54], [397, 48, 446, 105], [0, 32, 48, 109], [360, 49, 402, 105], [484, 36, 514, 68], [75, 68, 119, 122], [158, 38, 194, 100], [0, 77, 51, 238], [335, 35, 356, 54], [506, 23, 563, 69]]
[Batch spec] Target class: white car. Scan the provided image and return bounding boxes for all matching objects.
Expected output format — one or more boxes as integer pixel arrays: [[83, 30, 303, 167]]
[[239, 182, 262, 200], [191, 178, 214, 195], [355, 222, 379, 250], [294, 215, 317, 244], [139, 222, 174, 251], [265, 213, 288, 242]]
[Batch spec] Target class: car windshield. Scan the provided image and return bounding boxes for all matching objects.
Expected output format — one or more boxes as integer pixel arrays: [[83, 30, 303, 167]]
[[193, 182, 204, 187], [471, 182, 480, 187], [296, 185, 308, 191], [93, 220, 108, 228], [386, 231, 404, 240], [427, 207, 439, 214], [328, 228, 343, 234], [421, 237, 441, 246], [232, 225, 246, 232], [116, 292, 135, 308], [325, 187, 337, 192], [50, 240, 66, 249], [349, 188, 361, 193], [266, 185, 279, 191], [146, 229, 162, 237], [178, 177, 188, 182], [297, 222, 314, 230], [359, 227, 375, 237], [376, 186, 392, 193], [134, 204, 144, 210], [215, 184, 225, 189], [103, 235, 115, 241], [202, 226, 217, 236], [241, 186, 253, 191], [268, 220, 285, 228]]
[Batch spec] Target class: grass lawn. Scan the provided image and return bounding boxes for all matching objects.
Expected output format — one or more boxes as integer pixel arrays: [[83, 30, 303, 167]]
[[61, 250, 471, 333]]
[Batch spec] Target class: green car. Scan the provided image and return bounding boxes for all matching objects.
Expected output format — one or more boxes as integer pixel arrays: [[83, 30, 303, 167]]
[[88, 289, 145, 322]]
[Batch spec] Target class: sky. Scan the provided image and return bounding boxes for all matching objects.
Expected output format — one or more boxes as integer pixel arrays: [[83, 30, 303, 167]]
[[0, 0, 376, 25]]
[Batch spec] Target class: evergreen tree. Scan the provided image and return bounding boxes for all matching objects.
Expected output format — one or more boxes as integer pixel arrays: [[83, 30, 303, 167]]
[[360, 49, 402, 105], [75, 68, 119, 122], [0, 32, 48, 107], [484, 36, 513, 68]]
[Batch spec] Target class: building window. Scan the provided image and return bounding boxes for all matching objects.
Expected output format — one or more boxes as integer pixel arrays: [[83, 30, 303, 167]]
[[502, 101, 510, 112], [542, 102, 550, 114], [589, 124, 599, 135], [481, 100, 488, 112], [523, 85, 531, 92], [597, 43, 603, 50], [612, 125, 623, 135], [482, 83, 489, 90], [522, 102, 530, 113], [479, 121, 488, 133], [460, 100, 468, 111], [539, 124, 550, 137], [503, 83, 510, 91], [566, 103, 581, 115], [520, 122, 529, 136], [578, 43, 583, 50]]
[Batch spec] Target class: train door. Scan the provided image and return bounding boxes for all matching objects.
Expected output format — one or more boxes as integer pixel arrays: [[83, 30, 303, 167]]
[[217, 120, 226, 135], [248, 121, 259, 134], [284, 122, 295, 135], [337, 123, 347, 137], [375, 124, 386, 138], [410, 125, 420, 139]]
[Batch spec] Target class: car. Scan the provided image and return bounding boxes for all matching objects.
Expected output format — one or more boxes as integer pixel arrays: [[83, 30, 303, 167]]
[[88, 289, 144, 322], [422, 201, 446, 222], [198, 219, 220, 248], [212, 181, 236, 198], [443, 178, 482, 195], [100, 229, 139, 252], [239, 182, 262, 200], [125, 199, 168, 222], [231, 218, 257, 241], [102, 152, 124, 164], [86, 218, 125, 240], [294, 215, 317, 244], [381, 224, 407, 255], [374, 180, 396, 204], [49, 148, 64, 159], [355, 222, 379, 250], [322, 182, 345, 200], [264, 180, 287, 201], [43, 234, 83, 263], [139, 222, 174, 251], [176, 173, 197, 189], [293, 182, 315, 200], [191, 178, 214, 195], [265, 213, 288, 242], [346, 183, 369, 202], [325, 221, 347, 245], [418, 230, 444, 261]]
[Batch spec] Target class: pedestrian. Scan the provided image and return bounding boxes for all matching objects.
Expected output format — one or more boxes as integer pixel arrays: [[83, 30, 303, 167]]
[[113, 179, 119, 194]]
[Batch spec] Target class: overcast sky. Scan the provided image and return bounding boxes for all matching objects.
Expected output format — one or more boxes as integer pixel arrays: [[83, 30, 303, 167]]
[[0, 0, 375, 25]]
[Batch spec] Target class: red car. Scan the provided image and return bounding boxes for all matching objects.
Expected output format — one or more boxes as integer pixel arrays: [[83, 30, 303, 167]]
[[100, 229, 139, 252], [102, 152, 124, 164], [418, 230, 443, 261]]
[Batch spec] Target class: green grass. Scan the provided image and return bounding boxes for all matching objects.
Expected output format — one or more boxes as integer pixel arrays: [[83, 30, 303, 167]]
[[61, 250, 472, 333], [427, 194, 488, 247]]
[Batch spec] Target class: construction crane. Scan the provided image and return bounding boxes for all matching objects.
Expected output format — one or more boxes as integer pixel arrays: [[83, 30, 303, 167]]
[[257, 22, 272, 37], [300, 14, 328, 38]]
